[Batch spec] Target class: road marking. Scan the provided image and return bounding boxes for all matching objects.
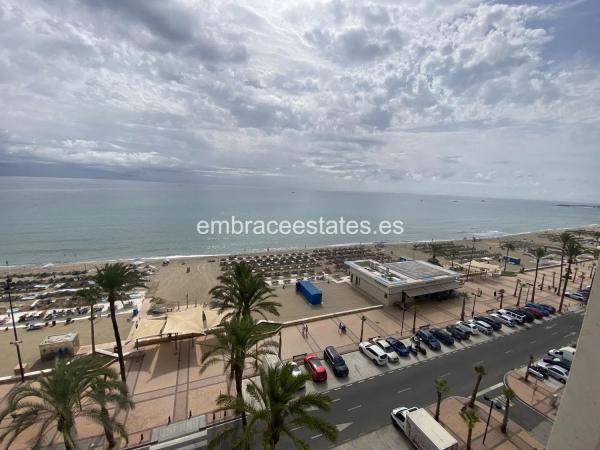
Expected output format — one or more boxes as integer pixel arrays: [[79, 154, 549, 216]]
[[477, 382, 504, 397], [440, 372, 451, 378], [358, 380, 365, 384], [332, 398, 341, 403], [505, 350, 513, 354], [311, 434, 322, 439], [336, 422, 353, 432], [530, 340, 537, 344], [397, 387, 412, 394], [347, 405, 362, 412], [290, 426, 304, 431], [564, 331, 576, 338]]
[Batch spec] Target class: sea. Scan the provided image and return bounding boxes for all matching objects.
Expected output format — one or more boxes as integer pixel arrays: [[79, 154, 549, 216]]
[[0, 176, 598, 266]]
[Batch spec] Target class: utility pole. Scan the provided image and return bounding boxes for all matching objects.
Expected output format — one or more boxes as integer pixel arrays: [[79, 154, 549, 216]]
[[471, 292, 479, 317], [482, 399, 496, 444], [6, 276, 24, 382], [359, 315, 366, 342], [465, 237, 476, 282]]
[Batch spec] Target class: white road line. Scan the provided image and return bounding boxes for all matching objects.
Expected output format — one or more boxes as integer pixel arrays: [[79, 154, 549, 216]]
[[332, 398, 341, 403], [530, 340, 537, 344], [347, 405, 362, 412], [440, 372, 451, 378], [477, 382, 504, 397], [397, 387, 412, 394], [311, 434, 322, 440], [290, 426, 304, 432], [505, 350, 513, 354]]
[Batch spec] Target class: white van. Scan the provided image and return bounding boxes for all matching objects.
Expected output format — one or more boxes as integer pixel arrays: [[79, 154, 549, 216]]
[[548, 347, 575, 362]]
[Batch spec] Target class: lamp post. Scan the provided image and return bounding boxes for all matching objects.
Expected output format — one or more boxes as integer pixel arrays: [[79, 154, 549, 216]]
[[517, 285, 523, 307], [400, 307, 406, 336], [482, 398, 496, 444], [513, 278, 520, 297], [471, 292, 479, 317], [465, 237, 476, 282], [6, 276, 25, 382], [359, 315, 367, 342], [278, 331, 282, 359], [525, 283, 531, 303]]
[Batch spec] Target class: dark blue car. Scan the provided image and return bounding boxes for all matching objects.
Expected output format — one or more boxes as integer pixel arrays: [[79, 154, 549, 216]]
[[525, 303, 549, 316], [415, 330, 441, 351], [385, 337, 411, 356]]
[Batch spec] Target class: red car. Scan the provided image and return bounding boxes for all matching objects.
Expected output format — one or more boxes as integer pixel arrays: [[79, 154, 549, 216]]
[[523, 306, 544, 319], [304, 354, 327, 382]]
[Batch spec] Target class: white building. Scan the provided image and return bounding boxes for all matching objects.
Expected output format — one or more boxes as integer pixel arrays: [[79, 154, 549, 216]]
[[39, 332, 80, 361], [346, 259, 459, 306]]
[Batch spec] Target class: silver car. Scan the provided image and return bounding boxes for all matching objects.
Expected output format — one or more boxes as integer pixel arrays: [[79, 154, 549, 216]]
[[491, 313, 516, 327]]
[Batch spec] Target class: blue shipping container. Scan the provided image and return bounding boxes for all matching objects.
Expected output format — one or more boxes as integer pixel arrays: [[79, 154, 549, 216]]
[[296, 280, 323, 305]]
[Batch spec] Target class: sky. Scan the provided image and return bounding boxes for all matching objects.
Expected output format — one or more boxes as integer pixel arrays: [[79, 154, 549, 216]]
[[0, 0, 599, 202]]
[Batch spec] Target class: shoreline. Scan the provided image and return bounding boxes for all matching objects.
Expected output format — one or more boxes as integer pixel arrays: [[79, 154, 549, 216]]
[[1, 223, 598, 272]]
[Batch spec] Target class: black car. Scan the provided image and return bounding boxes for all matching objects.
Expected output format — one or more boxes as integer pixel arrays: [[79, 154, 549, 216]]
[[542, 355, 571, 371], [323, 346, 349, 377], [506, 307, 534, 323], [474, 314, 502, 331], [430, 328, 455, 346], [385, 336, 411, 356], [446, 324, 469, 340], [415, 330, 441, 351]]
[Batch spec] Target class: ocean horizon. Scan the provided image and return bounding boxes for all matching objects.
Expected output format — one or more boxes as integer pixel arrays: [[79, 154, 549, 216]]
[[1, 176, 598, 266]]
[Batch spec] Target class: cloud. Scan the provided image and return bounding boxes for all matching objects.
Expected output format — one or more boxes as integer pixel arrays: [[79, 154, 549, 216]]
[[0, 0, 599, 201]]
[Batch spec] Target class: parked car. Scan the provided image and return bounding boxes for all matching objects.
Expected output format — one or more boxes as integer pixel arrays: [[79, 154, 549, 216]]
[[288, 362, 304, 380], [527, 365, 546, 380], [523, 306, 544, 319], [370, 337, 400, 362], [26, 322, 44, 331], [323, 346, 349, 377], [430, 328, 455, 346], [504, 307, 532, 323], [537, 303, 556, 314], [414, 330, 441, 351], [525, 303, 549, 316], [542, 356, 571, 371], [515, 307, 536, 322], [490, 313, 516, 327], [565, 292, 586, 301], [455, 321, 477, 336], [303, 354, 327, 382], [531, 363, 548, 377], [359, 341, 388, 365], [474, 314, 502, 330], [498, 308, 526, 324], [539, 363, 569, 384], [547, 347, 575, 362], [467, 319, 493, 335], [385, 337, 411, 356], [446, 324, 469, 340]]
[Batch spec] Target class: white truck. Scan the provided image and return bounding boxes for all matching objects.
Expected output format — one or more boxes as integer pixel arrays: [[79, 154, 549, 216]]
[[391, 406, 458, 450]]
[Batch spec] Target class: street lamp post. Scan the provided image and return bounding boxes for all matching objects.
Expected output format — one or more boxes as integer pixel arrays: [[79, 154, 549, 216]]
[[359, 315, 366, 342], [278, 331, 282, 359], [517, 285, 523, 307], [482, 399, 496, 444], [400, 307, 406, 336], [465, 237, 476, 282], [6, 276, 25, 382], [525, 283, 531, 302]]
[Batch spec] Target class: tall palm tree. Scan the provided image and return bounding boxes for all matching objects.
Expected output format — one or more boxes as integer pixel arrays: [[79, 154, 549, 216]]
[[434, 378, 449, 422], [209, 262, 282, 320], [0, 355, 133, 450], [468, 365, 486, 408], [531, 246, 547, 302], [208, 364, 337, 450], [501, 387, 516, 434], [461, 407, 480, 450], [78, 285, 102, 355], [501, 242, 515, 272], [201, 315, 278, 429], [557, 231, 574, 293], [498, 289, 505, 309], [559, 240, 584, 313], [87, 377, 134, 448], [411, 303, 419, 333], [459, 292, 469, 321], [93, 263, 140, 383]]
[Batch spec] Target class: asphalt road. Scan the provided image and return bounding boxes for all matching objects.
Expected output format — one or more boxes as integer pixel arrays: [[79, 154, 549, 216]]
[[206, 311, 583, 450], [286, 311, 581, 449]]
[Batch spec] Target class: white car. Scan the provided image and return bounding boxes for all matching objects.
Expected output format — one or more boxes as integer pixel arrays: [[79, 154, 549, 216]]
[[26, 322, 44, 331], [456, 321, 479, 335], [468, 319, 493, 335], [370, 337, 399, 362], [359, 341, 388, 365], [498, 309, 525, 324], [491, 313, 516, 327]]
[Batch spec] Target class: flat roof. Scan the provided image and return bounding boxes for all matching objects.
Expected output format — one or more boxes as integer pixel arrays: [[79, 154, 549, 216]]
[[40, 332, 78, 345], [346, 259, 458, 289]]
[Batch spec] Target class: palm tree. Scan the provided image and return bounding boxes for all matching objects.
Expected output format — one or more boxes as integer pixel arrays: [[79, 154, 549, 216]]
[[459, 292, 469, 321], [461, 407, 480, 450], [0, 355, 133, 450], [557, 231, 574, 293], [498, 289, 505, 309], [201, 315, 278, 429], [468, 365, 486, 408], [78, 285, 102, 355], [531, 246, 547, 302], [411, 303, 419, 333], [208, 364, 337, 450], [87, 377, 134, 448], [428, 242, 445, 266], [593, 231, 600, 247], [434, 378, 449, 422], [93, 263, 140, 383], [559, 240, 584, 313], [501, 242, 515, 272], [501, 387, 516, 434], [209, 262, 281, 320], [524, 355, 534, 382]]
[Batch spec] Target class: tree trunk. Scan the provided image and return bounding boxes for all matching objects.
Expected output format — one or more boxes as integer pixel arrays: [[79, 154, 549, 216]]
[[102, 406, 116, 448], [557, 253, 565, 293], [501, 400, 510, 434], [435, 392, 441, 421], [559, 260, 572, 313], [532, 260, 539, 302], [109, 295, 127, 383], [234, 366, 248, 429], [90, 307, 96, 355], [466, 427, 473, 450], [469, 376, 482, 408], [412, 308, 417, 334], [504, 249, 509, 272]]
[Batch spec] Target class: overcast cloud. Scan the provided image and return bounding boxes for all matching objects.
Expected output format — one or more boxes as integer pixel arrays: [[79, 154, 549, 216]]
[[0, 0, 599, 201]]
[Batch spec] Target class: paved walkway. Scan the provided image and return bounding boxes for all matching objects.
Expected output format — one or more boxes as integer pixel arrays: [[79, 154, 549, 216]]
[[505, 369, 563, 421]]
